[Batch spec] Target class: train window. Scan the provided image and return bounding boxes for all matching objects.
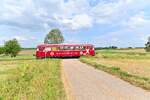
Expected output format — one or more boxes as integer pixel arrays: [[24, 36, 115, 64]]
[[80, 46, 84, 50], [64, 46, 69, 50], [70, 46, 75, 50], [45, 47, 51, 51], [51, 47, 59, 51], [75, 46, 80, 50], [59, 46, 64, 50]]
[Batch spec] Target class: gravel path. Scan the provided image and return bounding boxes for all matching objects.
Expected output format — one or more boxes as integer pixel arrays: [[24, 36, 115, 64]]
[[62, 59, 150, 100]]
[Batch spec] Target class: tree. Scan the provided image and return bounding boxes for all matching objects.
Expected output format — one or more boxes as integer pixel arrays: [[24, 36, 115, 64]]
[[44, 28, 64, 44], [145, 36, 150, 52], [4, 39, 21, 57], [0, 47, 5, 54], [109, 46, 118, 49]]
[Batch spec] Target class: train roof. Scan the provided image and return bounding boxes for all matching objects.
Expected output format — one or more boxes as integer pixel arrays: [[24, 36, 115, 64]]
[[37, 44, 94, 47]]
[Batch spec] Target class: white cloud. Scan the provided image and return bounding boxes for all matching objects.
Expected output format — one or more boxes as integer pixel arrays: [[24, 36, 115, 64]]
[[0, 0, 93, 31], [0, 35, 36, 44], [89, 0, 150, 47], [125, 12, 150, 29], [13, 36, 28, 41], [61, 14, 93, 30], [91, 2, 120, 24], [0, 0, 149, 31], [90, 0, 150, 25], [65, 38, 81, 44], [0, 0, 150, 47], [71, 14, 93, 30]]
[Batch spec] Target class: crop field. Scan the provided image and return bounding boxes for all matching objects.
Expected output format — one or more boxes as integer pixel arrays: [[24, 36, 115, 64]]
[[80, 49, 150, 90], [0, 50, 35, 61], [19, 49, 35, 55], [0, 50, 66, 100], [115, 48, 145, 53]]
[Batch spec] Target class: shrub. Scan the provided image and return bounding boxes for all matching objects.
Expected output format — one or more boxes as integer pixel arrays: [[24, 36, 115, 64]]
[[145, 37, 150, 52], [145, 44, 150, 52], [0, 47, 5, 54], [4, 39, 21, 57]]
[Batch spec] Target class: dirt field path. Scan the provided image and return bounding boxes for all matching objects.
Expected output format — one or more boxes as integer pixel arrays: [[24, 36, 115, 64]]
[[62, 59, 150, 100]]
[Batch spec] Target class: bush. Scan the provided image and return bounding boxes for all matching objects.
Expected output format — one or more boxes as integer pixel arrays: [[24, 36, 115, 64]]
[[4, 39, 21, 57], [145, 47, 150, 52], [0, 47, 5, 54], [145, 43, 150, 52], [145, 37, 150, 52], [95, 46, 118, 50]]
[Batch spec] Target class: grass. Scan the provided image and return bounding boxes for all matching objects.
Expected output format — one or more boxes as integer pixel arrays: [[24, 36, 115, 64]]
[[116, 48, 145, 53], [96, 50, 150, 59], [95, 50, 150, 77], [0, 50, 35, 61], [80, 49, 150, 91], [0, 54, 35, 61], [0, 50, 66, 100]]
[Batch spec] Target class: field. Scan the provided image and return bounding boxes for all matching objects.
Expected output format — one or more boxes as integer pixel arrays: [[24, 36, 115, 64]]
[[114, 48, 146, 53], [0, 50, 35, 61], [80, 49, 150, 90], [1, 49, 150, 99], [0, 50, 66, 100]]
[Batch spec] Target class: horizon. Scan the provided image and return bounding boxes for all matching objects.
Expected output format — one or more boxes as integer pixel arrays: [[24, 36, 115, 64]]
[[0, 0, 150, 48]]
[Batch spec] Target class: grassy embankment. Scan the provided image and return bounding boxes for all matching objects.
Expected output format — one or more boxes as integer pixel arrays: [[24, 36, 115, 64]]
[[0, 50, 66, 100], [80, 49, 150, 90]]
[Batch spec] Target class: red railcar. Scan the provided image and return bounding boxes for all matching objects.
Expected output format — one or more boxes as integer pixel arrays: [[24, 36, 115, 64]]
[[36, 44, 95, 58]]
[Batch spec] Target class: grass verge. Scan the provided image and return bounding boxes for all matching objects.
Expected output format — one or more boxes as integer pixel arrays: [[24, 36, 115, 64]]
[[0, 59, 66, 100], [80, 56, 150, 91], [0, 54, 35, 61], [96, 50, 150, 59]]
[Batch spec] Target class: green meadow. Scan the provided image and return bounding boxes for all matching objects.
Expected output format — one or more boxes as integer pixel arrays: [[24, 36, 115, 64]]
[[0, 50, 66, 100]]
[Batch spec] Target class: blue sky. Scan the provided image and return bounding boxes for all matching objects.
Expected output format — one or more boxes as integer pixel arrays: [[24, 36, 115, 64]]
[[0, 0, 150, 48]]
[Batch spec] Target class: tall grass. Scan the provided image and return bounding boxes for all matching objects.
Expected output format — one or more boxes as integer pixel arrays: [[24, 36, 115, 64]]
[[0, 59, 66, 100]]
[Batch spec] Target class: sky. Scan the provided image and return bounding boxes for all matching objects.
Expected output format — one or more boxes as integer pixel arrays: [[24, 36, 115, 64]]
[[0, 0, 150, 48]]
